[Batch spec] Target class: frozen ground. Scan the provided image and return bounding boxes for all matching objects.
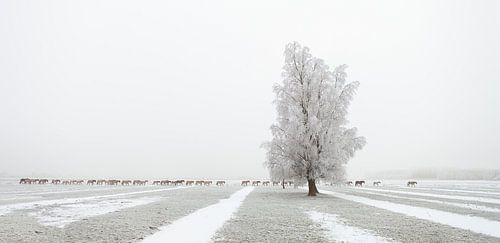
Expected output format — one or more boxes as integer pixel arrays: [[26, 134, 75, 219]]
[[0, 179, 500, 242]]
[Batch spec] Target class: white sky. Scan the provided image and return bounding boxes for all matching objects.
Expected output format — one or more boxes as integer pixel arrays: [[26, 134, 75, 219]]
[[1, 0, 499, 179]]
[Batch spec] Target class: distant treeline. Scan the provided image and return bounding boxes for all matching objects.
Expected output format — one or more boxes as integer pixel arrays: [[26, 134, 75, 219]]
[[365, 168, 500, 180]]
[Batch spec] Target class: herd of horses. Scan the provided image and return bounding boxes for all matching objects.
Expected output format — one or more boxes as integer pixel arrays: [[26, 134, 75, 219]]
[[18, 178, 419, 187], [17, 178, 284, 187]]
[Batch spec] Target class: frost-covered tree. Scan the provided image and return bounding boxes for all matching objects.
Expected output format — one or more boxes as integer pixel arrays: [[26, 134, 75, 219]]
[[264, 42, 366, 196]]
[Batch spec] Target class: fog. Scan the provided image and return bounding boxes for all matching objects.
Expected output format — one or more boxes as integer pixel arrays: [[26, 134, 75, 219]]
[[1, 0, 499, 179]]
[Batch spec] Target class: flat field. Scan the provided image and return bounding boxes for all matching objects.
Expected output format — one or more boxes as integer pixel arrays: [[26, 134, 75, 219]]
[[1, 179, 499, 242]]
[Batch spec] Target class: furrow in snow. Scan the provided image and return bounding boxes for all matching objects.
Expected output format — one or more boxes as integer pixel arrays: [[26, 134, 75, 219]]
[[342, 189, 500, 213], [142, 186, 254, 243], [321, 190, 500, 238], [355, 187, 500, 205]]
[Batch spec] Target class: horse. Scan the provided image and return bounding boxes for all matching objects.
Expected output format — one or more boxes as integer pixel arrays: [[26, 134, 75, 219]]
[[87, 180, 96, 185], [407, 181, 417, 187], [241, 180, 250, 186], [252, 181, 261, 186], [262, 181, 270, 186], [173, 180, 185, 186], [355, 180, 365, 187], [107, 179, 120, 185], [19, 178, 31, 184], [373, 181, 381, 186]]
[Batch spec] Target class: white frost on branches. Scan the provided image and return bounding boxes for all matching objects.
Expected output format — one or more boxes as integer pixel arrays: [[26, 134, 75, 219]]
[[263, 42, 366, 184]]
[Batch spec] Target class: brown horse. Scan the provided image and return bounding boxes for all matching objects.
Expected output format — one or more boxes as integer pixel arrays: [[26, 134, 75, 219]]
[[407, 181, 417, 187], [355, 180, 365, 187], [19, 178, 31, 184]]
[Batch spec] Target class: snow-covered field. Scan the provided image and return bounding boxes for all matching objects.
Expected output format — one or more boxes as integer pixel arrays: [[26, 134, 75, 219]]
[[1, 179, 500, 242]]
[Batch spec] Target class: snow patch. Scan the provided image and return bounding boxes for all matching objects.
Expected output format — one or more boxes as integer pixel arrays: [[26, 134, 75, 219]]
[[308, 211, 395, 242], [322, 190, 500, 238], [30, 197, 160, 228], [0, 186, 186, 216], [142, 186, 254, 243]]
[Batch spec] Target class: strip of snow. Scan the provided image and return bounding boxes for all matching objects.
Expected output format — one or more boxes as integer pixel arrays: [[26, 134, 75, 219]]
[[0, 196, 42, 201], [30, 197, 160, 228], [0, 186, 187, 216], [347, 189, 500, 213], [356, 187, 500, 205], [402, 187, 500, 196], [142, 186, 254, 243], [322, 190, 500, 238], [307, 211, 395, 242]]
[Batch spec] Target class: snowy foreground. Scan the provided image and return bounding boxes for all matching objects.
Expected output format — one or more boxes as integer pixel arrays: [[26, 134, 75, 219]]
[[1, 180, 500, 242]]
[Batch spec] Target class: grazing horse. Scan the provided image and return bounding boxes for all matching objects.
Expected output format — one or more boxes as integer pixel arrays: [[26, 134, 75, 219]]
[[355, 180, 365, 187], [96, 180, 106, 185], [252, 181, 261, 186], [19, 178, 31, 184], [71, 180, 83, 185], [160, 180, 171, 185], [241, 180, 250, 186], [186, 180, 194, 186], [121, 180, 132, 186], [262, 181, 270, 186], [39, 179, 49, 184], [62, 180, 71, 185], [407, 181, 417, 187], [173, 180, 185, 186], [51, 179, 61, 185], [152, 180, 161, 185], [87, 180, 96, 185], [204, 181, 212, 186], [132, 180, 147, 185], [345, 181, 353, 186], [216, 181, 225, 186], [107, 179, 120, 185], [195, 180, 204, 186], [373, 181, 381, 186]]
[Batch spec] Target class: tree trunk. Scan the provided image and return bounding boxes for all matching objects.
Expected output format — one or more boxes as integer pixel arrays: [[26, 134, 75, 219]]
[[307, 179, 319, 196], [282, 179, 285, 189]]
